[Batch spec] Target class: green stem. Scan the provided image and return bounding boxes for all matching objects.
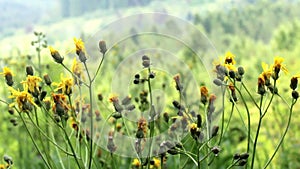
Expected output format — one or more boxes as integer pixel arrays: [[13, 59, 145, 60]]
[[83, 62, 94, 169], [147, 67, 154, 169], [263, 99, 296, 168], [61, 124, 83, 169], [231, 79, 251, 152], [250, 95, 264, 169], [241, 82, 260, 109], [218, 85, 226, 145], [91, 53, 105, 82], [18, 111, 51, 169]]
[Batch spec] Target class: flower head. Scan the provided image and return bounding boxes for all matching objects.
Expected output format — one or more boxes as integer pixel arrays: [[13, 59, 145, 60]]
[[71, 57, 84, 84], [0, 67, 14, 77], [9, 87, 36, 111], [272, 56, 288, 80], [73, 38, 85, 54], [224, 51, 236, 65], [49, 46, 64, 63], [1, 67, 14, 86], [53, 74, 74, 95], [150, 157, 161, 168], [21, 75, 42, 95], [132, 158, 141, 168], [290, 74, 300, 90]]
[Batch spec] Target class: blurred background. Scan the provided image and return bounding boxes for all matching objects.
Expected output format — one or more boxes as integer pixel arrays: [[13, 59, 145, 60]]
[[1, 0, 300, 168]]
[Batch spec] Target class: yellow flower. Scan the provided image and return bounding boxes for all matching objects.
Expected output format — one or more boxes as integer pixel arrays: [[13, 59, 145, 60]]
[[9, 87, 36, 111], [49, 46, 58, 55], [71, 57, 84, 84], [0, 164, 5, 169], [21, 75, 42, 94], [73, 37, 85, 54], [190, 123, 197, 130], [224, 51, 236, 65], [132, 158, 141, 167], [49, 46, 64, 63], [54, 74, 74, 95], [151, 157, 161, 168], [0, 67, 14, 76], [273, 56, 288, 74]]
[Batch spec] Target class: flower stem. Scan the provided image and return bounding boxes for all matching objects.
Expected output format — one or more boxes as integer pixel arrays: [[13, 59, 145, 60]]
[[250, 95, 264, 169], [263, 99, 297, 168]]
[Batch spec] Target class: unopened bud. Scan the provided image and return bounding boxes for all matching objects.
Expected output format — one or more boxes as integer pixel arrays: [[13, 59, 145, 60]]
[[99, 40, 107, 54], [26, 66, 34, 76], [43, 74, 52, 86], [292, 90, 299, 100]]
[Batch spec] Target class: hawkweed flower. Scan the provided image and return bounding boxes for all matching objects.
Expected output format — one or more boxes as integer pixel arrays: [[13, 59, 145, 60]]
[[272, 56, 288, 80], [49, 46, 64, 63], [52, 93, 69, 118], [200, 86, 209, 105], [261, 62, 272, 86], [71, 57, 84, 85], [54, 75, 74, 95], [99, 40, 107, 55], [21, 75, 42, 97], [1, 67, 14, 86], [224, 51, 236, 65], [109, 95, 123, 113], [132, 158, 141, 168], [150, 157, 161, 168], [257, 75, 266, 95], [74, 37, 87, 62], [9, 87, 36, 112]]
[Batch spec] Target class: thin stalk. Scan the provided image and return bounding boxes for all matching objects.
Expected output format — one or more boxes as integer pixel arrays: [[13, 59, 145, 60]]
[[231, 79, 252, 152], [146, 66, 154, 169], [91, 53, 105, 82], [250, 95, 264, 169], [61, 124, 83, 169], [61, 63, 88, 87], [218, 85, 226, 145], [32, 108, 55, 168], [83, 62, 94, 169], [262, 81, 277, 118], [241, 82, 260, 109], [18, 111, 51, 169], [263, 99, 296, 168]]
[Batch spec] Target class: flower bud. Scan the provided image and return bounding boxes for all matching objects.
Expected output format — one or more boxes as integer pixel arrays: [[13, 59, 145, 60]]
[[49, 46, 63, 64], [211, 125, 219, 138], [290, 77, 298, 90], [99, 40, 107, 55], [292, 90, 299, 100], [229, 70, 236, 79], [213, 78, 223, 86], [238, 66, 245, 76], [211, 146, 221, 155], [26, 66, 34, 76], [43, 74, 52, 86], [78, 51, 87, 63]]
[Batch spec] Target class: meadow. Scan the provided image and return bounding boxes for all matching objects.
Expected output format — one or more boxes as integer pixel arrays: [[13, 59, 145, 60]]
[[0, 1, 300, 169]]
